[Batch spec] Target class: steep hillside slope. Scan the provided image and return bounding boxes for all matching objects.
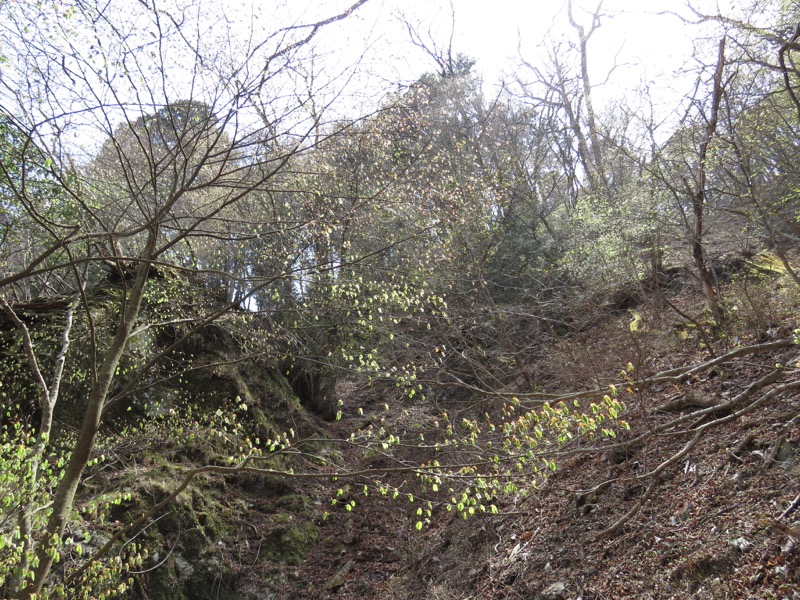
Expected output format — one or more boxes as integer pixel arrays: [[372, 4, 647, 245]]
[[271, 276, 800, 599]]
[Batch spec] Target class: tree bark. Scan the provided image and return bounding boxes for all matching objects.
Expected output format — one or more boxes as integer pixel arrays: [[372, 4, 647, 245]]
[[693, 37, 727, 324], [24, 232, 157, 598]]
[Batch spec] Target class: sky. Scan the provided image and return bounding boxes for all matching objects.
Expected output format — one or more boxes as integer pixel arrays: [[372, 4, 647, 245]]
[[0, 0, 749, 158], [370, 0, 700, 83], [304, 0, 740, 117]]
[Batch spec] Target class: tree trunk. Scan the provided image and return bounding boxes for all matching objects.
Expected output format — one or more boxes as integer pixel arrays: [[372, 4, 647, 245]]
[[693, 37, 727, 324], [23, 233, 157, 598]]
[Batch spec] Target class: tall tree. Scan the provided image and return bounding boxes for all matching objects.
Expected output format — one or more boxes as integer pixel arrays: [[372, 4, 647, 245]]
[[0, 0, 373, 595], [692, 37, 728, 323]]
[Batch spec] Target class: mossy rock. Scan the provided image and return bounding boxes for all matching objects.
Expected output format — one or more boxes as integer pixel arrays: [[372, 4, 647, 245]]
[[274, 494, 312, 511], [122, 480, 242, 599], [228, 472, 293, 497], [258, 513, 319, 566]]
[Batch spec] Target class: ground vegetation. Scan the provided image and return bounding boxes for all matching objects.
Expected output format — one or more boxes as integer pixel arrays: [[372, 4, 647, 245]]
[[1, 0, 799, 598]]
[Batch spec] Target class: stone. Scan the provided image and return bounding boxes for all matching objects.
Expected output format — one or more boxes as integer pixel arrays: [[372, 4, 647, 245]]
[[324, 559, 355, 590], [173, 553, 194, 576], [539, 581, 567, 600]]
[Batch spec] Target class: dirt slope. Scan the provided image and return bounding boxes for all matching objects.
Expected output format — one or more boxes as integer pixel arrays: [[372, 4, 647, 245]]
[[269, 287, 800, 600]]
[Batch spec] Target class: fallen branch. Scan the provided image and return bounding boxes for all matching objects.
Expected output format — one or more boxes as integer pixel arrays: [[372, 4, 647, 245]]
[[779, 493, 800, 520], [596, 428, 705, 539], [760, 413, 800, 471], [594, 376, 800, 538], [572, 368, 786, 457], [454, 337, 794, 403]]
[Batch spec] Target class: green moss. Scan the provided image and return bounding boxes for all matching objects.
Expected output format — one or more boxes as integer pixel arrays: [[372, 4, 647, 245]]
[[258, 513, 319, 566], [275, 494, 311, 511]]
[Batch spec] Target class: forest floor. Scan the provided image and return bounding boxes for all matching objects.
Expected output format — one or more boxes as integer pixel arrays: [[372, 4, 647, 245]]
[[247, 277, 800, 600]]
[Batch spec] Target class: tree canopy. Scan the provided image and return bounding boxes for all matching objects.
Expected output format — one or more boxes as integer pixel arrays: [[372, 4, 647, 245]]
[[2, 0, 800, 597]]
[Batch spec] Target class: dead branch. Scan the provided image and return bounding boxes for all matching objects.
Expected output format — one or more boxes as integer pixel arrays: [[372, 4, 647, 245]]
[[595, 428, 704, 538], [760, 413, 800, 471], [779, 493, 800, 520], [548, 338, 792, 405], [594, 376, 800, 538], [451, 337, 794, 403], [652, 393, 719, 413], [779, 23, 800, 122]]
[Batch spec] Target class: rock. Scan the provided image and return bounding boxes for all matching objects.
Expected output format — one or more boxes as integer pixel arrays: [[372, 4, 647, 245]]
[[173, 553, 194, 576], [777, 441, 797, 462], [257, 513, 320, 566], [730, 536, 752, 552], [539, 581, 567, 600], [324, 559, 355, 590]]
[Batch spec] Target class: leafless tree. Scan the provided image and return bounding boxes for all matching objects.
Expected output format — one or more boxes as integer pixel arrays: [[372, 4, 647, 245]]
[[0, 0, 373, 595]]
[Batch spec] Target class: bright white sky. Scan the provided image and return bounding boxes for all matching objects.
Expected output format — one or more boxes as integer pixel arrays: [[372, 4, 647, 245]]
[[370, 0, 701, 83], [1, 0, 750, 157], [305, 0, 741, 118]]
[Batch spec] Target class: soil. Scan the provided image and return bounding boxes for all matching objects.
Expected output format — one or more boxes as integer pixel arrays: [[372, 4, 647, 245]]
[[76, 279, 800, 600], [237, 285, 800, 600]]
